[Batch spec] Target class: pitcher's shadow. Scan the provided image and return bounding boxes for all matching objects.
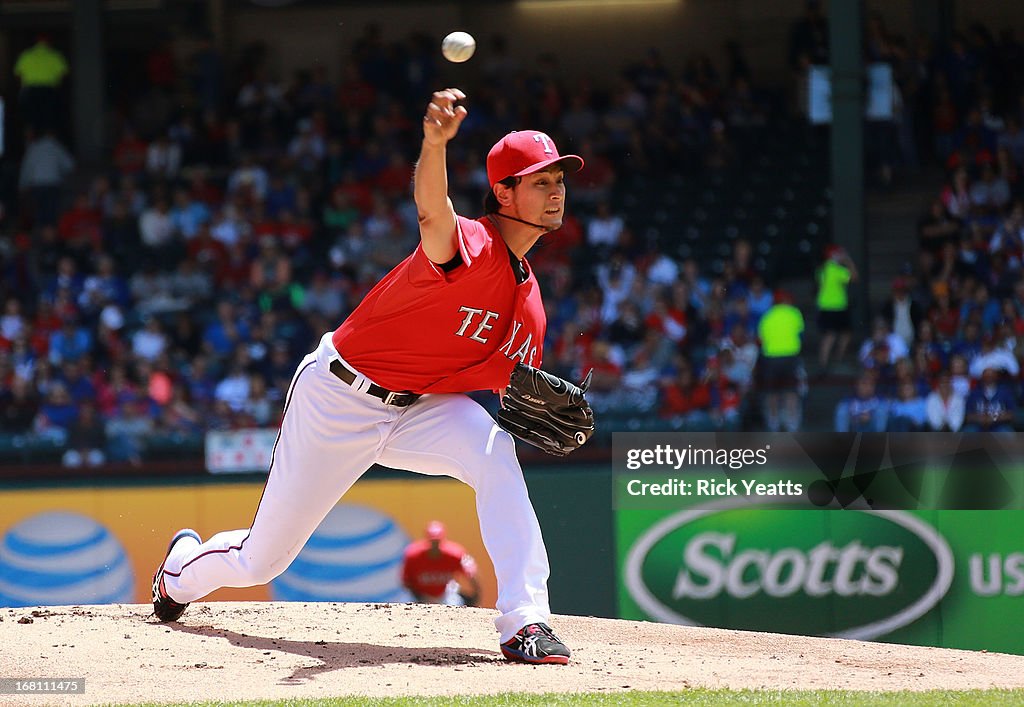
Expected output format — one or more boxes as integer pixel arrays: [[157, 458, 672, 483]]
[[168, 622, 505, 684]]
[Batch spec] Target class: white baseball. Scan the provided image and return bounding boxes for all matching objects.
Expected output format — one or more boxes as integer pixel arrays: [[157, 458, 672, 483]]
[[442, 31, 476, 63]]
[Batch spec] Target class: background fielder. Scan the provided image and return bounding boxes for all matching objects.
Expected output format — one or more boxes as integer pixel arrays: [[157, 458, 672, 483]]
[[403, 520, 481, 607]]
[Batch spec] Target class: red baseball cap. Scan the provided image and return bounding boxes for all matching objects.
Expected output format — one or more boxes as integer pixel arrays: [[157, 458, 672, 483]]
[[426, 520, 446, 540], [486, 130, 583, 189], [773, 289, 794, 304]]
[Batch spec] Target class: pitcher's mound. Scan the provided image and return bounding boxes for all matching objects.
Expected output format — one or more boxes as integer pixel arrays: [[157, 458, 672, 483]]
[[3, 602, 1023, 705]]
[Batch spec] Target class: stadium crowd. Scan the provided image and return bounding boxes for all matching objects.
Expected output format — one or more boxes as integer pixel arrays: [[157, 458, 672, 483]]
[[833, 19, 1024, 432], [2, 11, 1023, 466]]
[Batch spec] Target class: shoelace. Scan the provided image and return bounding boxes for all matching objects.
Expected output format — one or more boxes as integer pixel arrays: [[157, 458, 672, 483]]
[[526, 623, 561, 643]]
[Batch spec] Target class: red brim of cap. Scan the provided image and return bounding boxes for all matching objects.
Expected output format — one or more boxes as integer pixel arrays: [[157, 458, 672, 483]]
[[510, 154, 584, 180]]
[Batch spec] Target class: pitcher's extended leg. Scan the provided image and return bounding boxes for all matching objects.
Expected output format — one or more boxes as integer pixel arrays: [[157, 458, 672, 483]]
[[163, 356, 383, 603], [378, 393, 551, 643]]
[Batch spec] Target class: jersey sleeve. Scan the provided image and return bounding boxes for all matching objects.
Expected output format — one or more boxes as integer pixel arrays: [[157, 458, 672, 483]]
[[407, 215, 495, 285]]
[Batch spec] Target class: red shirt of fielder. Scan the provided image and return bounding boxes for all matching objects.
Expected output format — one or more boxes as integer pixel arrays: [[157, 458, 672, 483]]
[[402, 521, 481, 606]]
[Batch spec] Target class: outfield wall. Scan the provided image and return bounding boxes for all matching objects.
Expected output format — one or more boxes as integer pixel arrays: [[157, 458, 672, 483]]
[[2, 465, 1021, 655]]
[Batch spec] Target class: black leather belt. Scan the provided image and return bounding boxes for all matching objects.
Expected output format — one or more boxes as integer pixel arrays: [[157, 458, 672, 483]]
[[329, 359, 421, 407]]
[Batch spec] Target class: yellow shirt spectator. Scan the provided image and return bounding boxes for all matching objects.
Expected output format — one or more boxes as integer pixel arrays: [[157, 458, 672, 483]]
[[816, 259, 852, 312], [759, 303, 804, 358], [15, 41, 68, 88]]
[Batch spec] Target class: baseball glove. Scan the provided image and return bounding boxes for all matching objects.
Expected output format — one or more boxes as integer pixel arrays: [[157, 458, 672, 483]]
[[497, 364, 595, 457]]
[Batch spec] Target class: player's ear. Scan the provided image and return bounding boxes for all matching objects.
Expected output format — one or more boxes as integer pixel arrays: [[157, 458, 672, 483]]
[[493, 182, 515, 208]]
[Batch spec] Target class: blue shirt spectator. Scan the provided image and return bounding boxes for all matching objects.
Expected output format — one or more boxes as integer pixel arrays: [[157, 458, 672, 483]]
[[835, 375, 889, 432], [36, 383, 78, 432], [203, 301, 251, 358], [48, 320, 92, 364], [170, 189, 211, 239], [60, 360, 97, 404], [963, 369, 1016, 432], [887, 382, 928, 431]]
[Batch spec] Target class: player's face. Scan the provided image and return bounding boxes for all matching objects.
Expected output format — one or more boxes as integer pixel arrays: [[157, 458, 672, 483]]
[[513, 166, 566, 230]]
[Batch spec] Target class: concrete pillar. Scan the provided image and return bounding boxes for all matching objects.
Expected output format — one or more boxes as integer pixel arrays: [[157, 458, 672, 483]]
[[829, 0, 867, 328], [71, 0, 104, 168]]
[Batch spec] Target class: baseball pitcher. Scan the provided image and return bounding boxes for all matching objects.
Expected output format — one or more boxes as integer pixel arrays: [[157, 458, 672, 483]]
[[151, 87, 594, 665]]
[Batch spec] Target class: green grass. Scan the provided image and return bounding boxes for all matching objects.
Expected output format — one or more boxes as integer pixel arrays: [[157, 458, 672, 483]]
[[113, 689, 1024, 707]]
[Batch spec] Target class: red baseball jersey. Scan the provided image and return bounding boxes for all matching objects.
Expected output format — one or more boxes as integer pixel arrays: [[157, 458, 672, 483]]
[[401, 539, 477, 599], [333, 215, 546, 393]]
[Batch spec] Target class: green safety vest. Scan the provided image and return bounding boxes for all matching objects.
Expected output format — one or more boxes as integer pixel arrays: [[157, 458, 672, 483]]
[[758, 304, 804, 357], [816, 260, 851, 311], [14, 44, 68, 87]]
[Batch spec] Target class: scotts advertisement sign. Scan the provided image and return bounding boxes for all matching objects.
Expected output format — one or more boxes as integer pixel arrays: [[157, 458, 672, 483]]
[[623, 508, 954, 639], [623, 509, 954, 640], [619, 507, 1024, 653]]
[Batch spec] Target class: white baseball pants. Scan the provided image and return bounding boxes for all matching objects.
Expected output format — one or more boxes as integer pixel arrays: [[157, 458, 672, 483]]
[[162, 332, 552, 642]]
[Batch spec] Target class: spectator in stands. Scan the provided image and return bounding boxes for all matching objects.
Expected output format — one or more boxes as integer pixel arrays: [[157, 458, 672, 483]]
[[214, 357, 251, 413], [879, 276, 923, 351], [0, 376, 39, 434], [941, 167, 973, 221], [746, 274, 774, 321], [859, 317, 910, 369], [227, 154, 269, 202], [139, 195, 178, 261], [203, 301, 250, 360], [34, 381, 76, 441], [788, 0, 829, 72], [680, 258, 711, 312], [14, 34, 68, 132], [241, 373, 274, 427], [113, 127, 149, 178], [968, 333, 1020, 379], [105, 395, 155, 465], [645, 291, 688, 349], [926, 371, 966, 431], [835, 374, 889, 432], [159, 383, 202, 436], [757, 290, 805, 432], [952, 320, 984, 366], [606, 300, 646, 354], [61, 358, 96, 404], [970, 161, 1012, 216], [1, 298, 28, 342], [721, 322, 759, 393], [579, 339, 624, 396], [917, 198, 963, 254], [132, 261, 189, 316], [597, 255, 636, 324], [19, 128, 74, 228], [658, 360, 711, 430], [131, 316, 169, 362], [62, 400, 106, 468], [703, 357, 742, 429], [887, 380, 928, 431], [586, 201, 625, 253], [962, 283, 1002, 333], [48, 316, 91, 365], [815, 244, 857, 372], [963, 367, 1016, 432], [146, 133, 183, 181]]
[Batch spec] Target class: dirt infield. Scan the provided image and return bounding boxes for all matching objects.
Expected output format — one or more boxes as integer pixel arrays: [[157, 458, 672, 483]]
[[2, 602, 1023, 705]]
